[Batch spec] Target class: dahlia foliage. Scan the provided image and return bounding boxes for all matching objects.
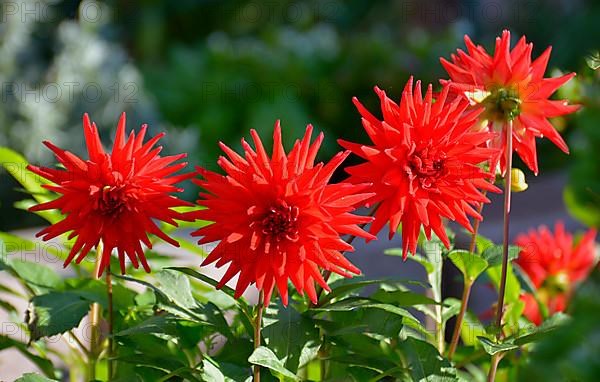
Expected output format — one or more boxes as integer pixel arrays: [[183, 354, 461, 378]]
[[340, 78, 500, 258], [28, 113, 193, 277], [516, 222, 597, 325], [441, 30, 579, 175], [191, 121, 374, 305]]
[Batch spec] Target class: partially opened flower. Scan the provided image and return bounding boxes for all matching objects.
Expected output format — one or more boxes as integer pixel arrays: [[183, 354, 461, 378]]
[[28, 113, 193, 277], [515, 221, 597, 325], [441, 30, 579, 175], [192, 122, 375, 305], [339, 78, 500, 258]]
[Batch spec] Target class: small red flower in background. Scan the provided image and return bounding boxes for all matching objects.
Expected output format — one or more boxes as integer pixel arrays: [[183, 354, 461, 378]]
[[192, 122, 375, 305], [515, 221, 597, 325], [29, 113, 193, 277], [441, 30, 579, 175], [339, 78, 500, 258]]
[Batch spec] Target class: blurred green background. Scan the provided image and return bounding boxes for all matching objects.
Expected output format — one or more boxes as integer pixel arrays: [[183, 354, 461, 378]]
[[0, 0, 599, 231]]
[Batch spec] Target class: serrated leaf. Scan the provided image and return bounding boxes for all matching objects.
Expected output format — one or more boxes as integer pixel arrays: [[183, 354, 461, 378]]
[[27, 292, 91, 341], [477, 336, 519, 355], [448, 249, 488, 281], [248, 346, 299, 381]]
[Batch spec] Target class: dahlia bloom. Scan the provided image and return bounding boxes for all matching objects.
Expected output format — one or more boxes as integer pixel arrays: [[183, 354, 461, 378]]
[[192, 122, 375, 305], [339, 78, 500, 258], [29, 113, 193, 277], [515, 222, 597, 325], [441, 30, 579, 175]]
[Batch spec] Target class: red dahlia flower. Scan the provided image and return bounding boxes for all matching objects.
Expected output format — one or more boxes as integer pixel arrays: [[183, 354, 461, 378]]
[[192, 122, 375, 305], [339, 78, 500, 258], [515, 221, 597, 325], [29, 113, 193, 277], [441, 30, 579, 175]]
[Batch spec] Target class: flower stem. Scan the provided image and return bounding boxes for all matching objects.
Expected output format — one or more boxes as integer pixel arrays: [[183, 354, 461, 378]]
[[447, 199, 485, 360], [88, 243, 103, 381], [447, 279, 473, 360], [488, 120, 513, 381], [106, 264, 114, 379], [487, 353, 503, 382], [253, 290, 264, 382]]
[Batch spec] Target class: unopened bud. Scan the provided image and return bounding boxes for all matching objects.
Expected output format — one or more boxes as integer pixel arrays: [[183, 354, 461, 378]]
[[510, 168, 528, 192]]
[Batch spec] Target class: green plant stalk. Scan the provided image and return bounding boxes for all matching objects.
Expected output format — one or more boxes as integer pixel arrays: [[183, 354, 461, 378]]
[[487, 352, 503, 382], [488, 120, 513, 381], [106, 264, 114, 379], [253, 290, 264, 382], [88, 243, 103, 381], [447, 200, 485, 360], [447, 279, 474, 359]]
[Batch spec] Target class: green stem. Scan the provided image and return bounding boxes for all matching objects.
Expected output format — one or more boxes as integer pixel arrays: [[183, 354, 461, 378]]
[[488, 120, 513, 381], [447, 279, 473, 360], [447, 199, 485, 360], [253, 290, 264, 382], [106, 265, 114, 379], [88, 243, 103, 381], [487, 353, 503, 382]]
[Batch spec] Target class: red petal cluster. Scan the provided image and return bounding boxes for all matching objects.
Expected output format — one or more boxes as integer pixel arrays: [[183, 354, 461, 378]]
[[339, 78, 500, 258], [515, 221, 597, 325], [192, 121, 375, 305], [28, 113, 193, 276], [441, 30, 579, 175]]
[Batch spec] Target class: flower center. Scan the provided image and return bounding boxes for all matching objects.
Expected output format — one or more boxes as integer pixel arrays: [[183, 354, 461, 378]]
[[407, 150, 446, 188], [482, 87, 522, 121], [261, 200, 300, 242], [93, 185, 129, 217]]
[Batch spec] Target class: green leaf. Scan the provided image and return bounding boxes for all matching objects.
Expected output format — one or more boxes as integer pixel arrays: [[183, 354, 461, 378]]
[[313, 297, 427, 336], [154, 269, 198, 310], [27, 292, 92, 341], [116, 314, 181, 337], [460, 311, 486, 347], [14, 373, 59, 382], [477, 337, 519, 355], [0, 147, 48, 201], [263, 304, 320, 372], [397, 337, 458, 381], [371, 289, 438, 307], [481, 245, 520, 267], [487, 263, 521, 304], [319, 278, 387, 306], [0, 335, 56, 377], [448, 249, 488, 281], [248, 346, 299, 381], [585, 51, 600, 70], [8, 258, 62, 293], [514, 313, 570, 346]]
